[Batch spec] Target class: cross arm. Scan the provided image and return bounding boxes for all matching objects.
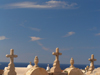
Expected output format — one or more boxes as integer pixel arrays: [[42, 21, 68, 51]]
[[6, 55, 11, 57], [6, 55, 18, 58], [94, 59, 97, 61], [13, 55, 18, 58], [52, 52, 62, 55], [88, 58, 97, 61], [59, 53, 62, 55], [52, 52, 56, 55]]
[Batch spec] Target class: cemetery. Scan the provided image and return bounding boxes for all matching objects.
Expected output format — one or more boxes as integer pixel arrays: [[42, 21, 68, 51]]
[[0, 48, 99, 75]]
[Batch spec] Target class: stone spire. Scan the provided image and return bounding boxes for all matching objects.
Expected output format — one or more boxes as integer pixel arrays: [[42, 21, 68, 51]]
[[4, 49, 18, 75], [34, 56, 39, 67], [88, 54, 96, 72], [70, 58, 75, 68], [50, 48, 62, 75], [30, 62, 32, 65]]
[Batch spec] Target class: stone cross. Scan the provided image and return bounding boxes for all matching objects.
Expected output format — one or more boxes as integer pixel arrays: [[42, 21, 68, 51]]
[[50, 48, 62, 74], [70, 58, 75, 68], [52, 48, 62, 61], [6, 49, 18, 64], [88, 54, 96, 72], [4, 49, 18, 75], [34, 56, 39, 67]]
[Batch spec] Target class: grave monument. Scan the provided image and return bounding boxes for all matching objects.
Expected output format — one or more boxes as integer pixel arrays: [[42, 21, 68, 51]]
[[50, 48, 62, 74], [25, 56, 49, 75], [86, 54, 96, 75], [4, 49, 18, 75], [63, 58, 83, 75]]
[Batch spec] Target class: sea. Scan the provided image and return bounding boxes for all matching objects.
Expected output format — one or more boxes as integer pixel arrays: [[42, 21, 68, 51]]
[[0, 62, 100, 70]]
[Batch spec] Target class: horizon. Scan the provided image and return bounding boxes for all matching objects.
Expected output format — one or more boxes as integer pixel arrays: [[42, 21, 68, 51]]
[[0, 0, 100, 65]]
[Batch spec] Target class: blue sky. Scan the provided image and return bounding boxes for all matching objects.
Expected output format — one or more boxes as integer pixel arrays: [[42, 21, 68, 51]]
[[0, 0, 100, 65]]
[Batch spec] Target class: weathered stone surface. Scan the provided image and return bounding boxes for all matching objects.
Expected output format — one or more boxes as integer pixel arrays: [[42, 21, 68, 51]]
[[25, 56, 48, 75], [25, 67, 48, 75], [4, 49, 17, 75], [4, 62, 33, 75], [63, 58, 83, 75], [88, 54, 96, 73], [50, 48, 62, 75], [90, 67, 100, 75]]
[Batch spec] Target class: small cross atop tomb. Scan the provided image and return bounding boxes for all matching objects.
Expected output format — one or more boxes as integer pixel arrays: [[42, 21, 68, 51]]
[[46, 64, 50, 72], [27, 61, 33, 68], [4, 49, 18, 75], [88, 54, 96, 72], [70, 58, 75, 68], [34, 56, 39, 67], [85, 65, 89, 72], [50, 48, 62, 75]]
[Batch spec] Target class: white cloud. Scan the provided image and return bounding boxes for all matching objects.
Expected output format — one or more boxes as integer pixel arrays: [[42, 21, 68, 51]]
[[63, 31, 75, 37], [95, 33, 100, 36], [20, 21, 41, 32], [2, 1, 78, 9], [30, 37, 42, 41], [0, 36, 8, 40], [37, 41, 49, 51]]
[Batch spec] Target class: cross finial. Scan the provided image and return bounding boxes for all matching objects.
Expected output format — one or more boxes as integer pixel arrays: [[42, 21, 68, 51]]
[[88, 54, 96, 72], [88, 54, 96, 62], [6, 49, 18, 64], [4, 49, 17, 75], [52, 48, 62, 61], [70, 58, 74, 68], [34, 56, 39, 67], [50, 48, 62, 73]]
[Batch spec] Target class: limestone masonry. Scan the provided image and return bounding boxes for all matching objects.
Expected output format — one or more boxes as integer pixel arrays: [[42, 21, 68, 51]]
[[1, 48, 99, 75]]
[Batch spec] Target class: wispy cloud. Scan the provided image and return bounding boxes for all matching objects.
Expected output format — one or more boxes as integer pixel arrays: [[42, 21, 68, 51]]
[[95, 33, 100, 36], [2, 1, 78, 9], [37, 41, 49, 51], [0, 36, 8, 40], [30, 36, 42, 41], [20, 21, 41, 32], [63, 31, 75, 37]]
